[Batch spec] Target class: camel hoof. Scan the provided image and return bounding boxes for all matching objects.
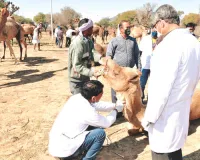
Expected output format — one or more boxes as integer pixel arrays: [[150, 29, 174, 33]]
[[128, 129, 140, 136], [2, 56, 5, 59]]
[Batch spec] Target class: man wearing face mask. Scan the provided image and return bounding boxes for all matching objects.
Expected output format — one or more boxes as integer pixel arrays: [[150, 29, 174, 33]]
[[106, 20, 140, 117], [49, 80, 124, 160], [142, 4, 200, 160]]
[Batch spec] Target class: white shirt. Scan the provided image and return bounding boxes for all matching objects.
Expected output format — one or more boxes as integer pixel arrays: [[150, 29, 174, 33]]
[[66, 29, 75, 38], [142, 28, 200, 153], [54, 28, 59, 37], [48, 94, 117, 157], [139, 35, 152, 69]]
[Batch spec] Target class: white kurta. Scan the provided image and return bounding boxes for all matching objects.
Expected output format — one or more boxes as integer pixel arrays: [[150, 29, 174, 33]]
[[48, 94, 117, 158], [142, 29, 200, 153], [139, 35, 152, 69]]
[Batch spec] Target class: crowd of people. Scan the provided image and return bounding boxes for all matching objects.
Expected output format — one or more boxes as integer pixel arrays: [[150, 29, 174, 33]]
[[48, 4, 200, 160]]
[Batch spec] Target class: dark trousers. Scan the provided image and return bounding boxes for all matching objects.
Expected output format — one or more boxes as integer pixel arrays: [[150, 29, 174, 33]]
[[111, 88, 117, 103], [151, 149, 183, 160], [57, 37, 63, 48], [66, 37, 71, 47], [55, 37, 59, 45]]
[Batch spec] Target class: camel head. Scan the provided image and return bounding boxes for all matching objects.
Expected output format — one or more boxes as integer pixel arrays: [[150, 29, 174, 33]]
[[131, 25, 145, 38], [0, 1, 10, 31], [99, 57, 141, 92], [94, 43, 107, 57]]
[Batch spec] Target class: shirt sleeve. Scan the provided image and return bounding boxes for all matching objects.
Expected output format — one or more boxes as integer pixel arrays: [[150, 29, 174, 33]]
[[143, 47, 181, 124], [133, 40, 140, 69], [91, 102, 115, 112], [71, 42, 94, 77], [106, 39, 115, 58], [83, 109, 117, 128]]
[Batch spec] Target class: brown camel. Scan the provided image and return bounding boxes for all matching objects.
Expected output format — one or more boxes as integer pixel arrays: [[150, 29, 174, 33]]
[[0, 1, 27, 63], [92, 25, 104, 44], [21, 23, 35, 43], [94, 43, 107, 57], [97, 57, 200, 135]]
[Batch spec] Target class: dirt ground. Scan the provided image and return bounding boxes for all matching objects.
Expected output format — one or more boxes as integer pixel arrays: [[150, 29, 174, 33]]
[[1, 33, 200, 160]]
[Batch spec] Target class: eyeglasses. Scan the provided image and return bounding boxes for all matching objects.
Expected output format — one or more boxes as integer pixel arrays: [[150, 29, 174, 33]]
[[154, 20, 161, 28]]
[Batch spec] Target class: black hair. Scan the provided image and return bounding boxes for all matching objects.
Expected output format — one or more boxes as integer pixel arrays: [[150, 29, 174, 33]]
[[78, 18, 89, 27], [186, 22, 196, 28], [81, 80, 104, 100], [119, 20, 129, 28]]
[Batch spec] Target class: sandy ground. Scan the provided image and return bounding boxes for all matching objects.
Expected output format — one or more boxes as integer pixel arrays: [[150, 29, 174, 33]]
[[1, 33, 200, 160]]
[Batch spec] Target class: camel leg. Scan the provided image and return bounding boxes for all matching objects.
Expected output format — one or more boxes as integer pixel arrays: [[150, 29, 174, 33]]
[[21, 40, 27, 60], [2, 41, 6, 59], [6, 40, 18, 64], [16, 38, 23, 61]]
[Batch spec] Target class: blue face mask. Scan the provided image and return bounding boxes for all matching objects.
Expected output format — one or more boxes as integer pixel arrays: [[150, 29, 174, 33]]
[[152, 31, 157, 38]]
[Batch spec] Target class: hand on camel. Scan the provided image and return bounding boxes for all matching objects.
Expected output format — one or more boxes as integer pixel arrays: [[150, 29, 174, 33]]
[[91, 67, 103, 78], [115, 100, 125, 112]]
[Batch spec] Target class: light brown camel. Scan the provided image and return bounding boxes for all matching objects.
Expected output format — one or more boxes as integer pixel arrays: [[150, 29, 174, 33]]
[[92, 25, 104, 44], [94, 43, 107, 57], [98, 57, 200, 135], [0, 1, 27, 63], [21, 23, 35, 43]]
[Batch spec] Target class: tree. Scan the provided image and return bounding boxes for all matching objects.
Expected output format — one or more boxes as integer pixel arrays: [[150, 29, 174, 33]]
[[182, 13, 200, 26], [59, 6, 81, 27], [113, 10, 137, 25], [98, 17, 110, 27], [33, 12, 46, 24], [135, 3, 157, 27], [178, 11, 184, 17], [13, 14, 33, 24]]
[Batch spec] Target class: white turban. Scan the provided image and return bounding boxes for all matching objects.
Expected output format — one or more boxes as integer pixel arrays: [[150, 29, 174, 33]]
[[78, 19, 93, 35]]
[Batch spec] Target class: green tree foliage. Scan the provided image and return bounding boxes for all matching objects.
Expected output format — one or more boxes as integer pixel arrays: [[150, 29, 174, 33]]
[[43, 7, 81, 29], [13, 14, 33, 24], [114, 10, 137, 25], [33, 12, 46, 24], [98, 17, 110, 27], [182, 13, 200, 25]]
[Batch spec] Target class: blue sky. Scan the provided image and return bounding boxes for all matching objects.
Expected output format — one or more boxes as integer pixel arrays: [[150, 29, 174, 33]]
[[11, 0, 200, 22]]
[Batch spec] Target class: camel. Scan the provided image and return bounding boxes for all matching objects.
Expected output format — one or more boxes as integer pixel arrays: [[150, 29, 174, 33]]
[[21, 23, 35, 43], [92, 25, 104, 44], [94, 43, 107, 57], [97, 57, 200, 135], [0, 1, 27, 63]]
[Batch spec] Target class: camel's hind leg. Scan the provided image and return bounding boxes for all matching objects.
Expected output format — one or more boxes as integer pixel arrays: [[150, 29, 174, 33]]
[[21, 40, 27, 60], [6, 40, 18, 64], [2, 41, 6, 59]]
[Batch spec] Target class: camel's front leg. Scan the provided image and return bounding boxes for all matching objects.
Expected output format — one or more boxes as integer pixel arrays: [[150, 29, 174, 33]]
[[6, 40, 18, 64]]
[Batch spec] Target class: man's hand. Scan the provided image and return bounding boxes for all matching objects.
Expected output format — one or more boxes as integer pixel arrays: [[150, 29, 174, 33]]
[[115, 100, 125, 112], [91, 67, 103, 78]]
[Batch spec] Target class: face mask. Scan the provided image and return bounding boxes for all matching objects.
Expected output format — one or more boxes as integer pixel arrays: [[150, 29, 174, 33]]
[[152, 31, 157, 38], [125, 28, 131, 36]]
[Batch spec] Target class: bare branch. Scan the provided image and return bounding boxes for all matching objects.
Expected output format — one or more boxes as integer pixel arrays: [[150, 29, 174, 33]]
[[9, 3, 19, 16]]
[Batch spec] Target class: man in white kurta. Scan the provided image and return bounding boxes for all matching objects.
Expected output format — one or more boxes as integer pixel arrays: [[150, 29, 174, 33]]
[[48, 80, 123, 160], [142, 4, 200, 160]]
